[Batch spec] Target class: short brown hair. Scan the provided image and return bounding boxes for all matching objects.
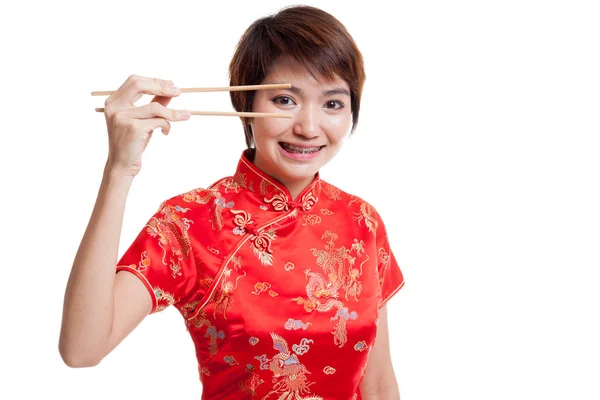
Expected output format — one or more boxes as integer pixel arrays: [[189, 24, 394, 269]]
[[229, 5, 366, 148]]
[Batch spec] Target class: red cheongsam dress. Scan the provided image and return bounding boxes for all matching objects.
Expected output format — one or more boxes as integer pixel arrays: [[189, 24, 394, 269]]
[[116, 149, 405, 399]]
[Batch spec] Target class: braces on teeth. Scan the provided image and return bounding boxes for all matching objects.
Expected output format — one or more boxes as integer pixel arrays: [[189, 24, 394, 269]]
[[283, 144, 320, 153]]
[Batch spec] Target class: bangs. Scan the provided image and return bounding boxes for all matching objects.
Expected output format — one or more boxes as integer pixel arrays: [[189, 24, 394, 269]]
[[253, 12, 359, 87]]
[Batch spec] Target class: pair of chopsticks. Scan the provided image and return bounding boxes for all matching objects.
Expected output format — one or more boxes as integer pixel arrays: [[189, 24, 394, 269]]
[[92, 83, 292, 119]]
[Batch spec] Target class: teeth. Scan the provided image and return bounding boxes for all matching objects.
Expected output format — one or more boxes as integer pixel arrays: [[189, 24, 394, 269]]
[[282, 143, 321, 153]]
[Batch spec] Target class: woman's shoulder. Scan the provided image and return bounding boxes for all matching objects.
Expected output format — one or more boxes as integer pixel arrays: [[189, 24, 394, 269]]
[[319, 179, 379, 212], [319, 179, 385, 231], [157, 175, 237, 214]]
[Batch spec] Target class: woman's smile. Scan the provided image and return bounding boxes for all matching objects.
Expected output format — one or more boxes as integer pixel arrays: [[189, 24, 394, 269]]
[[278, 142, 326, 160]]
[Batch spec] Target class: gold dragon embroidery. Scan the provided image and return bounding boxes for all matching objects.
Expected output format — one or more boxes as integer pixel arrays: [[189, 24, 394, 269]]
[[292, 231, 369, 348]]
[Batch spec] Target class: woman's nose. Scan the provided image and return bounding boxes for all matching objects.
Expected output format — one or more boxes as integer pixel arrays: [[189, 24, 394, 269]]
[[292, 104, 320, 138]]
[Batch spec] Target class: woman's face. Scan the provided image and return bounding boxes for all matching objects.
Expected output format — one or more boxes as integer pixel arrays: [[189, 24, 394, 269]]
[[250, 57, 353, 194]]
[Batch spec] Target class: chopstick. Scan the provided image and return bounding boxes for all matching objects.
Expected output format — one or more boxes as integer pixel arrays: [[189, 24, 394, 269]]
[[92, 83, 292, 118], [91, 83, 291, 96], [93, 108, 291, 118]]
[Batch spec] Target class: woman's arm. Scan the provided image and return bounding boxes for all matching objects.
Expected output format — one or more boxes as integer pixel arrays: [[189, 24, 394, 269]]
[[59, 75, 188, 367], [58, 164, 152, 368], [359, 305, 401, 399]]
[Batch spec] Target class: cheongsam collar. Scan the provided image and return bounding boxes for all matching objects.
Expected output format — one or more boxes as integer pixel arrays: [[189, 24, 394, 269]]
[[233, 148, 321, 212]]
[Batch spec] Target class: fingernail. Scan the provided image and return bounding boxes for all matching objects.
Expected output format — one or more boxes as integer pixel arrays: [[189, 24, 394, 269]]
[[168, 86, 180, 94], [180, 110, 191, 119]]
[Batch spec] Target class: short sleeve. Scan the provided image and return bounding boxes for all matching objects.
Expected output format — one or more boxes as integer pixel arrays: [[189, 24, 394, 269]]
[[116, 198, 198, 314], [375, 214, 405, 309]]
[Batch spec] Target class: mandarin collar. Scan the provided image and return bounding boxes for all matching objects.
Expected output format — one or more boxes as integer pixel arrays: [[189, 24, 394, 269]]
[[232, 149, 321, 212]]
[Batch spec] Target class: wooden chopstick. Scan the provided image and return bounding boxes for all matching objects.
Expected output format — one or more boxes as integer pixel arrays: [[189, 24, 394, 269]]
[[91, 83, 291, 96], [93, 82, 292, 118], [94, 108, 292, 118]]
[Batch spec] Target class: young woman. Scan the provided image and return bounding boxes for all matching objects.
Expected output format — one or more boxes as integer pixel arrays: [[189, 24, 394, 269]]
[[59, 5, 405, 399]]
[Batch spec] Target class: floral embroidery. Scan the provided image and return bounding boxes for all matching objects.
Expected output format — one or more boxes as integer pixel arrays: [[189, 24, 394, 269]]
[[268, 290, 278, 297], [231, 209, 254, 235], [264, 192, 289, 211], [264, 188, 319, 212], [320, 208, 335, 216], [249, 337, 260, 346], [250, 228, 277, 266], [300, 188, 318, 211]]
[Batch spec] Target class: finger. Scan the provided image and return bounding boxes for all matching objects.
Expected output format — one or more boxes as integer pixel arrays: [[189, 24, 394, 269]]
[[121, 102, 190, 121], [148, 96, 174, 133], [104, 76, 135, 107], [105, 74, 150, 107], [151, 95, 173, 108], [137, 117, 172, 136], [108, 75, 173, 106], [108, 75, 180, 109]]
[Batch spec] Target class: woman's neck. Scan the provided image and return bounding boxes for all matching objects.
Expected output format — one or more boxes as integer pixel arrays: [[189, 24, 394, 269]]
[[284, 177, 314, 201], [248, 148, 314, 201]]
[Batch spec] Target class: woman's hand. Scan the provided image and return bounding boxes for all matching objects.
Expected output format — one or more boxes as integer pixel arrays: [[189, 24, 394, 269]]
[[102, 74, 191, 177]]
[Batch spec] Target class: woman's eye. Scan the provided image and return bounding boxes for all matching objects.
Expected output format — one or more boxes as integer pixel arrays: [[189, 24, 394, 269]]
[[272, 96, 295, 106], [325, 100, 344, 110]]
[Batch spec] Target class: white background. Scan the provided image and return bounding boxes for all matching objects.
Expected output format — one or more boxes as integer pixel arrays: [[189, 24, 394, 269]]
[[1, 0, 599, 399]]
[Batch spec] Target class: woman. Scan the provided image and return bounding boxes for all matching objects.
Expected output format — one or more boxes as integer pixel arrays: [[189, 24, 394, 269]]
[[59, 5, 405, 399]]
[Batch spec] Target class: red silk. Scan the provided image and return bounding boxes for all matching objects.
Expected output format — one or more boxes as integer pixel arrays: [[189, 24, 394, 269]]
[[116, 149, 405, 399]]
